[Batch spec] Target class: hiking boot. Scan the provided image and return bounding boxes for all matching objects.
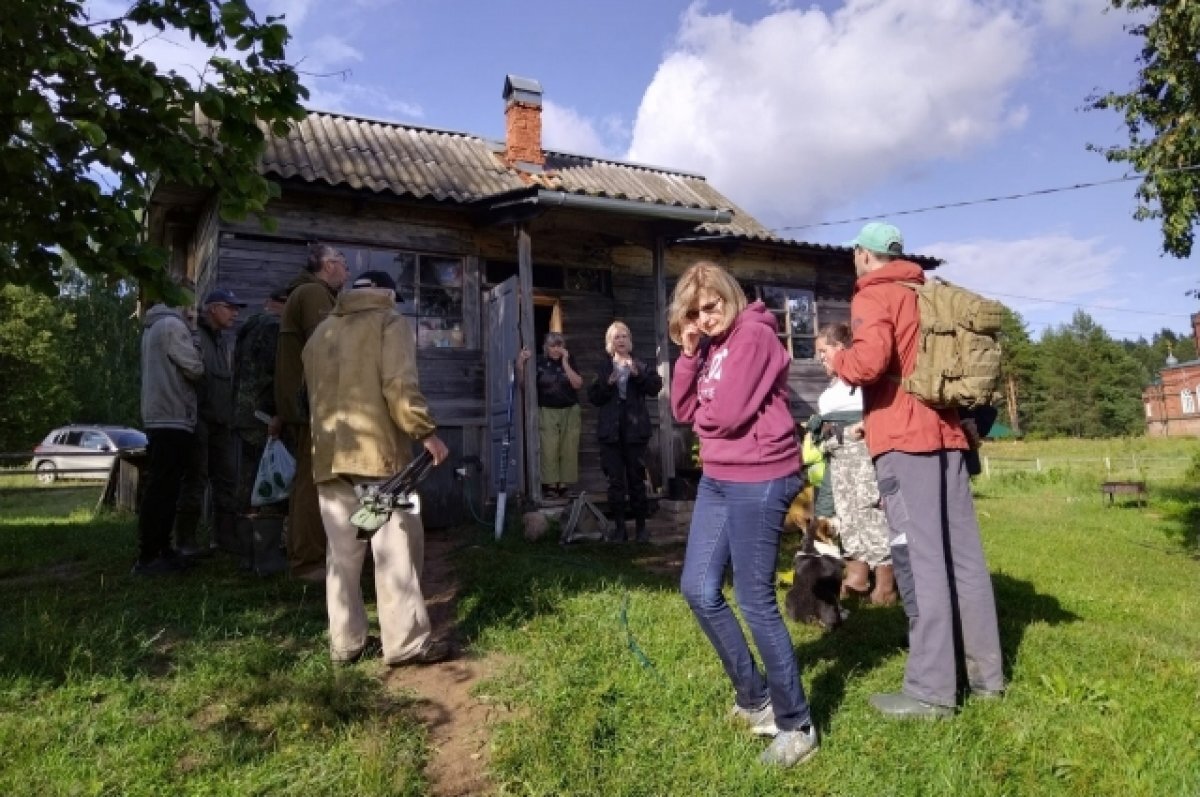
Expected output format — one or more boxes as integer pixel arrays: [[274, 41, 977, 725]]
[[729, 699, 779, 737], [869, 692, 954, 719], [389, 639, 455, 667], [131, 556, 189, 577], [333, 635, 382, 666], [759, 724, 819, 767]]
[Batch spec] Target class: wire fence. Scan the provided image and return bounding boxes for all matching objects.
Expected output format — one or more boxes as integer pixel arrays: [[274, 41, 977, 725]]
[[981, 454, 1193, 481]]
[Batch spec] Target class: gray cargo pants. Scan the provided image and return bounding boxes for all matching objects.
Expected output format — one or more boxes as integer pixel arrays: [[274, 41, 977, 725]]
[[875, 449, 1005, 707]]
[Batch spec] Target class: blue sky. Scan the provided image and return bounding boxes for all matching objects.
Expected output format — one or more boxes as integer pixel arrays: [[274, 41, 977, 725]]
[[103, 0, 1199, 343]]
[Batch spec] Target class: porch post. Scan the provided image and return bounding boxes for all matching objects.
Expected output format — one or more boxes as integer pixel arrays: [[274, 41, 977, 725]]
[[518, 224, 541, 504], [653, 235, 675, 488]]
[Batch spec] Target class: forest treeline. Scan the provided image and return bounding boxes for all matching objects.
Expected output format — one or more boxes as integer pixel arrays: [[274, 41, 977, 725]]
[[0, 279, 1192, 452]]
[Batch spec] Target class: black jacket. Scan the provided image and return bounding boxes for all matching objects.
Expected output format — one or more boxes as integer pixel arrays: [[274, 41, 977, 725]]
[[588, 357, 663, 444]]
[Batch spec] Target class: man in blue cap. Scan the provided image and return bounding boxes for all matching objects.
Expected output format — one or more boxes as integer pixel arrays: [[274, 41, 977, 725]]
[[177, 287, 247, 557], [828, 222, 1005, 718]]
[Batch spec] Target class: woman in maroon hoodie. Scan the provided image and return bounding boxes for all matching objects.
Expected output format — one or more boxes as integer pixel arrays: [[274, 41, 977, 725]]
[[669, 261, 817, 768]]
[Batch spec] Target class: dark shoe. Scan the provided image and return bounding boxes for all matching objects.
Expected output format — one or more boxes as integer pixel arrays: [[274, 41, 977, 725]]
[[971, 688, 1005, 701], [162, 549, 199, 568], [390, 639, 454, 667], [131, 557, 188, 577], [333, 635, 382, 666], [175, 545, 214, 560], [634, 518, 648, 543], [869, 692, 954, 719]]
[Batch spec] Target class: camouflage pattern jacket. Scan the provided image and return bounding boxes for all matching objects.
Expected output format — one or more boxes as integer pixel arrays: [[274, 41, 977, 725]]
[[233, 310, 280, 443]]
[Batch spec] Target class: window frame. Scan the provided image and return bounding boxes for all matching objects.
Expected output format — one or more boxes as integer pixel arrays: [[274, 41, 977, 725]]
[[746, 283, 818, 361], [1182, 388, 1195, 414]]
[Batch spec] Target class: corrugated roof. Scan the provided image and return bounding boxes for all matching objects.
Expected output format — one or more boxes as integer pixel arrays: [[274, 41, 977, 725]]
[[258, 109, 775, 238]]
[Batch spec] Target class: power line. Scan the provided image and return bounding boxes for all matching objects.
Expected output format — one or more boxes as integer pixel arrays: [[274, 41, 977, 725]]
[[770, 164, 1200, 233], [981, 289, 1190, 319]]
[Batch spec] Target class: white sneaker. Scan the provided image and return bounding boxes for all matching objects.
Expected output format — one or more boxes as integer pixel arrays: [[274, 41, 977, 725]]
[[729, 700, 779, 737], [759, 724, 819, 767]]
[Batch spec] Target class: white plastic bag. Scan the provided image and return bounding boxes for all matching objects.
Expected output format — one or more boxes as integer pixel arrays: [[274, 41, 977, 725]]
[[251, 438, 296, 507]]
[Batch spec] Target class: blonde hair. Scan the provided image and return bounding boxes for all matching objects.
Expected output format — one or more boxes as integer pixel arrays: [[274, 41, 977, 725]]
[[667, 261, 748, 344], [605, 321, 632, 356]]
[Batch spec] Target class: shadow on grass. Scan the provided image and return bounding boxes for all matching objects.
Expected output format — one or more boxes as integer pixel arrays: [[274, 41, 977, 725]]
[[1147, 483, 1200, 554], [794, 571, 1079, 723], [454, 526, 680, 641]]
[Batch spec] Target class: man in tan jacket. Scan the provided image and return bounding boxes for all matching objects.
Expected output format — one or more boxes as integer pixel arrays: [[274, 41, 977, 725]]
[[302, 270, 451, 666], [275, 244, 348, 581]]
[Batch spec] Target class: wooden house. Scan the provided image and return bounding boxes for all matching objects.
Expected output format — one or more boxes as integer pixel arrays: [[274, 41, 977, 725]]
[[147, 75, 935, 526]]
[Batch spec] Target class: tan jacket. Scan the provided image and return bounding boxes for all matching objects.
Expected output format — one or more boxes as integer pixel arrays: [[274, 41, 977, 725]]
[[302, 289, 437, 484], [275, 271, 338, 424]]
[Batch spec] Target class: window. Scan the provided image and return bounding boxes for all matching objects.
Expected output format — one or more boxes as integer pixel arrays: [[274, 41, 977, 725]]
[[483, 261, 612, 295], [1145, 402, 1153, 418], [751, 286, 817, 359], [341, 246, 466, 349], [81, 432, 109, 451], [1182, 389, 1195, 414]]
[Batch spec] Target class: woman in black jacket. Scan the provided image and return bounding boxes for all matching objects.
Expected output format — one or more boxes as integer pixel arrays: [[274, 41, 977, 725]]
[[588, 321, 663, 542]]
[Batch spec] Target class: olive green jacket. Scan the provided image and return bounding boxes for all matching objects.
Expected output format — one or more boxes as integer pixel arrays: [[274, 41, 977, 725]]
[[302, 289, 437, 484], [274, 271, 338, 425]]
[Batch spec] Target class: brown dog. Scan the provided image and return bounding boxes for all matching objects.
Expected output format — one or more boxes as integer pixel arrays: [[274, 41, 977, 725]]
[[784, 484, 816, 536]]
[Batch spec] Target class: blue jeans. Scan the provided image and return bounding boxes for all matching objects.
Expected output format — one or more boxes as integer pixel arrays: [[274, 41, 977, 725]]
[[680, 473, 810, 731]]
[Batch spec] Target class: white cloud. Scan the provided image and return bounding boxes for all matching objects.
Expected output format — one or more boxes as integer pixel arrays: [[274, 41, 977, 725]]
[[543, 100, 620, 158], [296, 34, 363, 74], [626, 0, 1036, 226], [304, 81, 423, 120], [257, 0, 318, 29], [919, 233, 1124, 330], [1033, 0, 1133, 48]]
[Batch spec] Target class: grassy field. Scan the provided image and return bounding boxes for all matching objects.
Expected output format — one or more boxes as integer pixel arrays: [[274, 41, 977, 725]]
[[1, 438, 1198, 796]]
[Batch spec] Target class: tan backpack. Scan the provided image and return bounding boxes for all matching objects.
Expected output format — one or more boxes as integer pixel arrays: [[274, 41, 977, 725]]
[[898, 278, 1004, 410]]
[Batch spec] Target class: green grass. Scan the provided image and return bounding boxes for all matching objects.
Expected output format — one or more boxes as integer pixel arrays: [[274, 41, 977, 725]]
[[0, 485, 430, 797], [456, 442, 1200, 797], [2, 438, 1199, 796]]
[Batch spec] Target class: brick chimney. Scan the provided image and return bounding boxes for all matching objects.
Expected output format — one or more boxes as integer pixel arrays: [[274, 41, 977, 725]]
[[1192, 311, 1200, 355], [502, 75, 544, 169]]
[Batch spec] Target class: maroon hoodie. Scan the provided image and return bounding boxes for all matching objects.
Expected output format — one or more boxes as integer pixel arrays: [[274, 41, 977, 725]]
[[672, 301, 799, 482]]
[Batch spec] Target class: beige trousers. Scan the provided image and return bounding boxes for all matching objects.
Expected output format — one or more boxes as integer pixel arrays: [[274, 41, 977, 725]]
[[317, 478, 431, 664]]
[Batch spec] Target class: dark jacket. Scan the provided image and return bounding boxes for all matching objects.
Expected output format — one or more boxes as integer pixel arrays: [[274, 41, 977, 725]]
[[195, 316, 234, 427], [232, 310, 280, 436], [276, 271, 339, 424], [536, 355, 580, 408], [588, 357, 663, 444]]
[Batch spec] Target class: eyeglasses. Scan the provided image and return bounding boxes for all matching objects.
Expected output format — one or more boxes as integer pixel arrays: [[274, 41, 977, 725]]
[[685, 296, 723, 321]]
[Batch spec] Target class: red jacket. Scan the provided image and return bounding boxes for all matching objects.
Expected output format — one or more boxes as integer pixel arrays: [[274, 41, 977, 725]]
[[830, 260, 967, 457]]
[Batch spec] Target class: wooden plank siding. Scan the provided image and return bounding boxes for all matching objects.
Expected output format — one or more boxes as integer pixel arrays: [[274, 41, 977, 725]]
[[181, 185, 861, 523]]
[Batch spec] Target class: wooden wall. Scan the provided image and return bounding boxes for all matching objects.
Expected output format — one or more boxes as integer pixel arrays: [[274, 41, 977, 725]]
[[196, 185, 859, 520]]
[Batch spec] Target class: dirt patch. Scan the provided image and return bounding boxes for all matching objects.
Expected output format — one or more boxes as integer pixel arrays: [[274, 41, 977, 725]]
[[383, 528, 505, 797]]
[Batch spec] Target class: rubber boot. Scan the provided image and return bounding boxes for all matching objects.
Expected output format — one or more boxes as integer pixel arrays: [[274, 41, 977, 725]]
[[841, 559, 871, 599], [214, 512, 239, 557], [234, 515, 255, 570], [869, 564, 899, 606], [252, 515, 288, 576], [173, 511, 204, 557], [634, 515, 648, 543], [609, 509, 627, 543]]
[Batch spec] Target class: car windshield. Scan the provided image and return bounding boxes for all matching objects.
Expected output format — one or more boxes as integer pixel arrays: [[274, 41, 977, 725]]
[[109, 431, 147, 448]]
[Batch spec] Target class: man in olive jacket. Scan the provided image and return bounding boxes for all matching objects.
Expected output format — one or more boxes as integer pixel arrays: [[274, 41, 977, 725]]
[[302, 271, 451, 666], [275, 244, 349, 581]]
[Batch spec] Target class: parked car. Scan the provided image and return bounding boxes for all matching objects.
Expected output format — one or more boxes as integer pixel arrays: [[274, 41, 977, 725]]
[[32, 425, 148, 484]]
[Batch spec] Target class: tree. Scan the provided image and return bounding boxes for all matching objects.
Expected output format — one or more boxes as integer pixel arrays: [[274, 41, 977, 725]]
[[0, 285, 77, 452], [59, 269, 142, 428], [997, 307, 1036, 435], [1026, 311, 1146, 438], [1, 0, 308, 295], [1089, 1, 1200, 258]]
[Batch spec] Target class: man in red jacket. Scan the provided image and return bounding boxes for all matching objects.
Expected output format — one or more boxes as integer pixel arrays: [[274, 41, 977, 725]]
[[830, 222, 1005, 718]]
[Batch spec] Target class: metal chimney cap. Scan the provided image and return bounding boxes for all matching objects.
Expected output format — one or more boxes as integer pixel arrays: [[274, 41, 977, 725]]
[[503, 75, 543, 106]]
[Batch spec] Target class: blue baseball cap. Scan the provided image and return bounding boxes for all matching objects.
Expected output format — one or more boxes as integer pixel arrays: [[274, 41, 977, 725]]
[[845, 222, 904, 255], [203, 287, 247, 307]]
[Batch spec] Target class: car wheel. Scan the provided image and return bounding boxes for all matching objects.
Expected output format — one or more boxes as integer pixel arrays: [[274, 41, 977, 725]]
[[35, 461, 57, 484]]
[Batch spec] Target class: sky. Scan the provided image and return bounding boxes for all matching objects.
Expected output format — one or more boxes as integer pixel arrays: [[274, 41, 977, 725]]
[[99, 0, 1200, 344]]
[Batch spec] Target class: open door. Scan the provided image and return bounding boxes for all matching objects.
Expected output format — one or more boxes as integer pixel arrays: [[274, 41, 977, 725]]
[[486, 276, 523, 499]]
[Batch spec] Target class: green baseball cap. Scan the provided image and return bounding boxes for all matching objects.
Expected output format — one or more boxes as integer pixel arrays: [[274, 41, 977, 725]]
[[846, 222, 904, 255]]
